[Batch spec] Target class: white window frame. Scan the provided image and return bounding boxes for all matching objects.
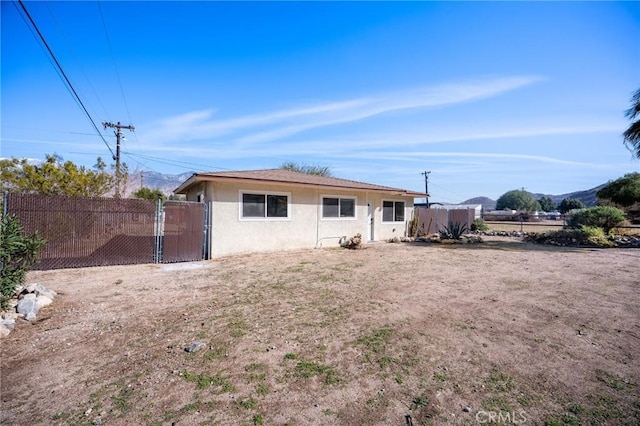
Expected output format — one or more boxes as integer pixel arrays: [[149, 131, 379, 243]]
[[321, 195, 357, 220], [382, 199, 406, 223], [239, 190, 291, 221]]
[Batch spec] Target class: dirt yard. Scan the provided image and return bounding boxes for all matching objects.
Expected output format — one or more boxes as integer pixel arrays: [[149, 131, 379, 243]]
[[1, 237, 639, 425]]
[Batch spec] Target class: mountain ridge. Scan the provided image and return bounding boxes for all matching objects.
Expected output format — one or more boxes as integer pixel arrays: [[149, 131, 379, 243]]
[[461, 183, 606, 210]]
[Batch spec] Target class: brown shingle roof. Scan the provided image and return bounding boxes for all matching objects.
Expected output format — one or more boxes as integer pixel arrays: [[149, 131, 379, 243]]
[[175, 169, 426, 197]]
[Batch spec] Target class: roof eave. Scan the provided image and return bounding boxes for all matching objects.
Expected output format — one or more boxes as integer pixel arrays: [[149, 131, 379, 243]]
[[173, 173, 198, 194], [175, 173, 427, 198]]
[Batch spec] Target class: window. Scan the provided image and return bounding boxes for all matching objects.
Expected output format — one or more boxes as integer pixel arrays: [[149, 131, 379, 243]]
[[241, 192, 289, 219], [382, 201, 405, 222], [322, 197, 356, 218]]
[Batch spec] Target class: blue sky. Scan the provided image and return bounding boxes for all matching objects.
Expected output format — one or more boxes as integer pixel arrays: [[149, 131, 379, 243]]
[[2, 1, 639, 203]]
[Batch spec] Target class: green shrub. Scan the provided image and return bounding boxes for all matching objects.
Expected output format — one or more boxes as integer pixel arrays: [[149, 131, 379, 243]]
[[0, 214, 46, 307], [471, 218, 489, 232], [576, 226, 615, 247], [567, 206, 626, 233], [439, 221, 468, 240]]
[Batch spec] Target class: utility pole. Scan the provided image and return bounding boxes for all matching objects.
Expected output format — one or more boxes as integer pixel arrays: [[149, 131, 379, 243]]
[[102, 121, 135, 198], [421, 171, 431, 208]]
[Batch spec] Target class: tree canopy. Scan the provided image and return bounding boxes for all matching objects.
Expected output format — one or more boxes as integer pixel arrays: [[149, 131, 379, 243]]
[[132, 187, 167, 202], [597, 172, 640, 207], [558, 198, 585, 214], [538, 196, 557, 212], [279, 162, 332, 177], [623, 88, 640, 159], [0, 155, 114, 197], [495, 189, 540, 211]]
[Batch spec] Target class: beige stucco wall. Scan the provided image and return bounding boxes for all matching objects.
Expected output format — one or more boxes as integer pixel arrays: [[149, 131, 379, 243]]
[[185, 180, 414, 258]]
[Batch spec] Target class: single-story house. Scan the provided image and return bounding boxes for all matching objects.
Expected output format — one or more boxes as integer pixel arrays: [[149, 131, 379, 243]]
[[174, 169, 426, 258]]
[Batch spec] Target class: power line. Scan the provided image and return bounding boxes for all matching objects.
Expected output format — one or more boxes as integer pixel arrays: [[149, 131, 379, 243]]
[[122, 151, 231, 172], [0, 126, 103, 136], [14, 0, 115, 159], [44, 1, 111, 123], [96, 1, 140, 151]]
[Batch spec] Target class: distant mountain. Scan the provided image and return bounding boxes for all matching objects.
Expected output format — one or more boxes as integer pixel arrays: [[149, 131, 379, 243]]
[[462, 183, 605, 210], [125, 171, 194, 196], [531, 183, 606, 207], [460, 196, 496, 211]]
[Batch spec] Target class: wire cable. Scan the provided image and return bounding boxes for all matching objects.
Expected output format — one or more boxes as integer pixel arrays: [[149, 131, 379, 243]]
[[96, 1, 141, 151], [122, 151, 231, 172], [14, 0, 116, 159], [44, 0, 112, 123]]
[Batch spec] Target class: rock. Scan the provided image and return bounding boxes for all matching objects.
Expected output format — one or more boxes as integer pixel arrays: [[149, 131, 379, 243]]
[[35, 295, 53, 309], [463, 406, 471, 412], [35, 284, 57, 300], [184, 342, 206, 353], [25, 283, 38, 293], [17, 295, 39, 321], [1, 312, 19, 321], [0, 324, 11, 338], [0, 317, 16, 331]]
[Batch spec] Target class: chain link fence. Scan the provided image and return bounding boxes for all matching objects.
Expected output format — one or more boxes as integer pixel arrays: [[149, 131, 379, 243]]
[[2, 193, 206, 270]]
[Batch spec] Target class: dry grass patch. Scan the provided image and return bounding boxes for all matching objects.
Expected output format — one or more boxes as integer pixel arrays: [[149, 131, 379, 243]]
[[1, 237, 638, 425]]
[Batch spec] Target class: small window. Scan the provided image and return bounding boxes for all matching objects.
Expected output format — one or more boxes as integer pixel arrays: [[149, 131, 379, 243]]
[[322, 197, 355, 218], [242, 192, 289, 219], [267, 194, 288, 218], [383, 201, 405, 222]]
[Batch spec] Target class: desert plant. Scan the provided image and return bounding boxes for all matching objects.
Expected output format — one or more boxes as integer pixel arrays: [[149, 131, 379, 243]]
[[439, 221, 468, 240], [0, 214, 46, 307], [567, 206, 626, 233], [409, 215, 419, 237], [471, 218, 489, 232], [342, 233, 362, 249]]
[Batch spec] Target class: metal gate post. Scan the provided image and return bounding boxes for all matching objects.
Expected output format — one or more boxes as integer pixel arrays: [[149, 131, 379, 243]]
[[202, 202, 211, 260], [154, 196, 163, 263]]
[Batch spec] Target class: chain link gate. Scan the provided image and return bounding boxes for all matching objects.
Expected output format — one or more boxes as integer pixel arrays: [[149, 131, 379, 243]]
[[3, 193, 209, 270], [156, 200, 208, 263]]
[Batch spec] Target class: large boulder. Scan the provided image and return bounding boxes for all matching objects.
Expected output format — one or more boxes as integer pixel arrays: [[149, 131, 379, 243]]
[[17, 293, 39, 321]]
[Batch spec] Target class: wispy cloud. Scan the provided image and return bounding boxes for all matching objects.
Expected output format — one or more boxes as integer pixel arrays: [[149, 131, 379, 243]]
[[139, 75, 544, 146]]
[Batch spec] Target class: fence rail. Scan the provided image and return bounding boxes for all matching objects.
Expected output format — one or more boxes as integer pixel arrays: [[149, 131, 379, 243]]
[[3, 193, 206, 270]]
